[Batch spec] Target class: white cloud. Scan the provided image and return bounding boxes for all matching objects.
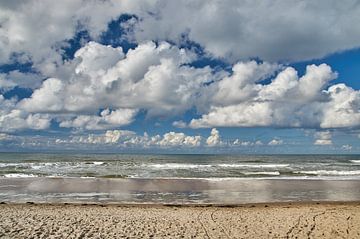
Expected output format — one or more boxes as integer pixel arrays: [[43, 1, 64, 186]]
[[0, 133, 10, 141], [1, 0, 360, 70], [320, 84, 360, 128], [0, 1, 359, 134], [56, 129, 202, 148], [232, 139, 263, 147], [206, 128, 221, 147], [211, 61, 279, 106], [0, 95, 51, 132], [59, 108, 138, 130], [19, 78, 65, 112], [0, 71, 43, 90], [0, 0, 144, 77], [190, 63, 360, 129], [158, 132, 201, 147], [0, 75, 16, 90], [129, 0, 360, 62], [314, 131, 332, 145], [70, 130, 136, 144], [172, 120, 187, 128], [13, 41, 216, 131], [74, 41, 125, 75], [2, 46, 359, 133], [19, 41, 209, 116], [341, 145, 352, 151], [268, 139, 283, 146]]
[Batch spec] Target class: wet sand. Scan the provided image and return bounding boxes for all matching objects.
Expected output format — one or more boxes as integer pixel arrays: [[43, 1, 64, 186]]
[[0, 202, 359, 238], [1, 177, 360, 204]]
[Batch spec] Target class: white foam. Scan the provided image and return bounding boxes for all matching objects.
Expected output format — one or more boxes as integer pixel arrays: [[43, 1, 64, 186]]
[[350, 160, 360, 164], [31, 165, 44, 170], [115, 175, 360, 181], [296, 170, 360, 176], [217, 164, 289, 168], [127, 177, 259, 181], [2, 173, 38, 178], [92, 162, 105, 165], [146, 163, 290, 170], [243, 171, 281, 176], [0, 162, 59, 170], [147, 163, 213, 169], [0, 163, 23, 168]]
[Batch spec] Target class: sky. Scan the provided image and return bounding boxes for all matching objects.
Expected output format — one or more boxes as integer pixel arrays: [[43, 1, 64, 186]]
[[0, 0, 359, 153]]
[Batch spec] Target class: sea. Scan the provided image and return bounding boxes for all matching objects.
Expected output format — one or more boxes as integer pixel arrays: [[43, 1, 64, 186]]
[[0, 153, 360, 204]]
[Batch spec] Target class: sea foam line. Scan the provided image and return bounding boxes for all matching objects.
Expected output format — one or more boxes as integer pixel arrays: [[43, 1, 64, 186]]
[[2, 173, 38, 178], [145, 163, 290, 169], [295, 170, 360, 176]]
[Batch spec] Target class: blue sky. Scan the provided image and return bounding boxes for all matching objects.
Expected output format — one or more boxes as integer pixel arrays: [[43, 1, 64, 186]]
[[0, 0, 359, 153]]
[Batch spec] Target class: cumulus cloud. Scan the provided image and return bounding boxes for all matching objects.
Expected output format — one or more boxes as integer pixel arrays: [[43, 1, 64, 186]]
[[59, 108, 138, 130], [7, 41, 218, 131], [268, 139, 283, 146], [172, 120, 187, 128], [74, 41, 125, 75], [3, 50, 359, 132], [211, 61, 279, 106], [320, 84, 360, 128], [68, 130, 136, 144], [341, 145, 352, 151], [0, 0, 144, 76], [190, 63, 360, 129], [0, 1, 359, 135], [314, 131, 332, 145], [0, 76, 16, 90], [1, 43, 359, 133], [0, 71, 43, 91], [129, 0, 360, 62], [19, 41, 210, 118], [232, 139, 263, 147], [0, 95, 51, 132], [56, 129, 202, 148], [158, 132, 201, 147], [1, 0, 360, 70], [19, 78, 65, 112], [0, 133, 10, 141], [206, 128, 221, 146]]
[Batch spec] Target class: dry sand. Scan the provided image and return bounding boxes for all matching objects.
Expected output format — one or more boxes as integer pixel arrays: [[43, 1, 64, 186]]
[[0, 202, 360, 238]]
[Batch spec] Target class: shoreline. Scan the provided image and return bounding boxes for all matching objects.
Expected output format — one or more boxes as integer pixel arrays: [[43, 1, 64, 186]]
[[1, 177, 360, 204], [2, 200, 360, 207]]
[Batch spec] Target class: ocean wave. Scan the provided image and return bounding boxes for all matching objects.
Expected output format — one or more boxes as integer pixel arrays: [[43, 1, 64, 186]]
[[146, 163, 213, 169], [294, 170, 360, 176], [243, 171, 281, 176], [350, 160, 360, 164], [146, 163, 290, 169], [2, 173, 38, 178], [1, 162, 56, 169], [217, 164, 289, 168], [0, 163, 24, 168], [31, 165, 45, 170]]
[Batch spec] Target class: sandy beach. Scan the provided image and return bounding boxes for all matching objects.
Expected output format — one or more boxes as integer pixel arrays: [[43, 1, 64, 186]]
[[0, 202, 359, 238]]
